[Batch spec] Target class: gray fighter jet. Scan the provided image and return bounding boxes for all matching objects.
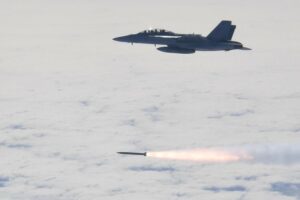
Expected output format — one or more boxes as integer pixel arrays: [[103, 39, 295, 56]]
[[113, 20, 250, 54]]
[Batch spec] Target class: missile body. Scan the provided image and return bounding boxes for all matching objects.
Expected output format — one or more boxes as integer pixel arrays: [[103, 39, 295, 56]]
[[117, 152, 147, 156]]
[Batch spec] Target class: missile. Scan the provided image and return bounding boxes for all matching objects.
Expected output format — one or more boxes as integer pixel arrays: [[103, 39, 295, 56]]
[[117, 152, 147, 156]]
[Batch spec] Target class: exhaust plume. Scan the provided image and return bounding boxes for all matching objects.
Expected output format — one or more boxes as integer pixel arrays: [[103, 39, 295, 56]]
[[147, 148, 252, 163], [147, 144, 300, 164]]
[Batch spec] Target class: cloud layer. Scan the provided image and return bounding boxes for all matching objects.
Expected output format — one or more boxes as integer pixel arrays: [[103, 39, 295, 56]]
[[0, 0, 300, 200]]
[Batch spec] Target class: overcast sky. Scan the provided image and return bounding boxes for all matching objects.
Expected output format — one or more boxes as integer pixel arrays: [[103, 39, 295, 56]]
[[0, 0, 300, 199]]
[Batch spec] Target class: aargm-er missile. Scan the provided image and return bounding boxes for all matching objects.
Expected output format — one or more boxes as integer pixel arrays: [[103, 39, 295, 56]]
[[117, 152, 147, 156]]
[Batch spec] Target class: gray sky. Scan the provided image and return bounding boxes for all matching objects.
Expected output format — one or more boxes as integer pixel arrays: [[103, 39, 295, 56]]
[[0, 0, 300, 199]]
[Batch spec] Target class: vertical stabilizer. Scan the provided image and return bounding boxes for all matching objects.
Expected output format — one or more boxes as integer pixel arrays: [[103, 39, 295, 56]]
[[207, 20, 236, 41]]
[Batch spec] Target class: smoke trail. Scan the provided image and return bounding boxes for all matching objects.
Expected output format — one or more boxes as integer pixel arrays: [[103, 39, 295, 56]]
[[147, 144, 300, 164], [244, 144, 300, 164]]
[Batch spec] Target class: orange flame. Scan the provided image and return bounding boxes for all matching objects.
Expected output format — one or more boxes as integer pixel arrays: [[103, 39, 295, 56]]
[[147, 149, 252, 163]]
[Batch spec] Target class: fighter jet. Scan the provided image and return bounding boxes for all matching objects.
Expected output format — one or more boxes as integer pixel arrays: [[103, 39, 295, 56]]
[[113, 20, 250, 54]]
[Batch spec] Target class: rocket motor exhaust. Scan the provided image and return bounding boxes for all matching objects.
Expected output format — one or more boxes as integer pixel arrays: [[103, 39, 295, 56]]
[[118, 144, 300, 165]]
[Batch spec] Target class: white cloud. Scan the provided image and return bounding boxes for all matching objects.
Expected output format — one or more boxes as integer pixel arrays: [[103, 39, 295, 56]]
[[0, 0, 299, 199]]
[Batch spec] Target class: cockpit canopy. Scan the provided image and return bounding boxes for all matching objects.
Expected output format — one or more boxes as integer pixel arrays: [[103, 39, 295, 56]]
[[138, 29, 176, 36]]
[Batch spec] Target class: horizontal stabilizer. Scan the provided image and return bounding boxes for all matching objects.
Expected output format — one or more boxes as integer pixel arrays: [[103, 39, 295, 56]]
[[240, 47, 251, 50]]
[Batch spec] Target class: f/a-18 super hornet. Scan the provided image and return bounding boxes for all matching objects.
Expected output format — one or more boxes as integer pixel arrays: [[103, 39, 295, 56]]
[[113, 20, 250, 54]]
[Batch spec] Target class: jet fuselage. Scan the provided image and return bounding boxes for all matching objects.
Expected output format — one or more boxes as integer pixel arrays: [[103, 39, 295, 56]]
[[113, 21, 251, 54]]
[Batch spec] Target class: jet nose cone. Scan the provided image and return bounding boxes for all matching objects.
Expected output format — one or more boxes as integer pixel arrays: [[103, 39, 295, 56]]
[[113, 36, 122, 41], [113, 35, 134, 43], [113, 36, 129, 42]]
